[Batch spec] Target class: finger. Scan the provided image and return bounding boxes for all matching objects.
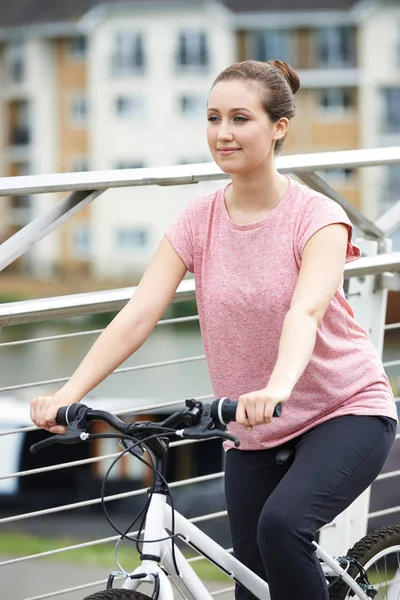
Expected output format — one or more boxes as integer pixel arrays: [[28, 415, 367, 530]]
[[255, 400, 265, 424], [49, 425, 67, 435], [264, 404, 273, 424], [246, 401, 256, 427], [44, 403, 61, 430], [36, 397, 52, 429], [236, 401, 248, 426], [30, 398, 38, 425]]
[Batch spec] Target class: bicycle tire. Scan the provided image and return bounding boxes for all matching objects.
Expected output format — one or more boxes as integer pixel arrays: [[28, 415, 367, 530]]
[[328, 524, 400, 599], [83, 590, 152, 600]]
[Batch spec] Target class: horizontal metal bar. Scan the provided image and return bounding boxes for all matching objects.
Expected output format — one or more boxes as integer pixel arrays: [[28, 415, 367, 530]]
[[2, 251, 400, 328], [0, 469, 223, 525], [385, 322, 400, 331], [21, 579, 110, 600], [0, 147, 398, 196], [1, 429, 211, 482], [0, 354, 206, 394], [20, 551, 235, 600], [344, 252, 400, 278], [375, 469, 400, 481], [368, 505, 400, 519], [0, 278, 196, 326], [0, 509, 227, 568], [383, 358, 400, 368], [0, 315, 200, 348]]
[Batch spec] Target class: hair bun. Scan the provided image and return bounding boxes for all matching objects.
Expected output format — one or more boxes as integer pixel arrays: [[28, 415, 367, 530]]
[[268, 60, 301, 95]]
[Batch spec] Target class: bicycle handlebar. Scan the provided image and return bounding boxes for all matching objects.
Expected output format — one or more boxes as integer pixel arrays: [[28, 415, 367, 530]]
[[30, 399, 282, 455], [56, 399, 282, 428]]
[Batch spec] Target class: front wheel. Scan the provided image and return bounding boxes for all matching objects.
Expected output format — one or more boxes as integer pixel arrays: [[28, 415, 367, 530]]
[[84, 591, 152, 600], [329, 525, 400, 599]]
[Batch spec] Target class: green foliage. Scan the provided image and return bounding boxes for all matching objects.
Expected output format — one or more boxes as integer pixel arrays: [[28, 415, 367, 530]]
[[0, 532, 228, 581]]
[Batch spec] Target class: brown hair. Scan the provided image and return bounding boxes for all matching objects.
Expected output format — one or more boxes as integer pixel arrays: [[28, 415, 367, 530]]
[[211, 59, 300, 153]]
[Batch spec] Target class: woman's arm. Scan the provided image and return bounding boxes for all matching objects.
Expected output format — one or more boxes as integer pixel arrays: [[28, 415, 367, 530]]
[[237, 223, 349, 428], [30, 236, 187, 433]]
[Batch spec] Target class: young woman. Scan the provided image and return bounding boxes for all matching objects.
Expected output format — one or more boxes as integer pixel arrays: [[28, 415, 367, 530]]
[[31, 60, 397, 600]]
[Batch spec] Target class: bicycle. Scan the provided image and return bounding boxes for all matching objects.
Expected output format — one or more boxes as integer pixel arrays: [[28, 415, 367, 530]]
[[30, 399, 400, 600]]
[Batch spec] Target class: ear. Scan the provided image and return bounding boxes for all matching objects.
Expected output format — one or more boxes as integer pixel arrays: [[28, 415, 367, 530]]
[[272, 118, 289, 141]]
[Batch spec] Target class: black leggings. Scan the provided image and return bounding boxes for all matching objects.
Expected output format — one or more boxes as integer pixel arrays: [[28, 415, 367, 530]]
[[224, 414, 396, 600]]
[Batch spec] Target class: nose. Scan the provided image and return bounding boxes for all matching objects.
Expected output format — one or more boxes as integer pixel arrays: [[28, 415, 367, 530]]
[[217, 120, 234, 142]]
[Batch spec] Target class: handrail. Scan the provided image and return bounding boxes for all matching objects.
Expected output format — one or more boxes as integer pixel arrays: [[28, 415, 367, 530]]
[[0, 279, 196, 327], [1, 252, 400, 327], [0, 147, 399, 196]]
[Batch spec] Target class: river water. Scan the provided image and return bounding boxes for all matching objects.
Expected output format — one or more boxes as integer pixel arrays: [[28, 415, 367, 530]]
[[0, 319, 212, 408]]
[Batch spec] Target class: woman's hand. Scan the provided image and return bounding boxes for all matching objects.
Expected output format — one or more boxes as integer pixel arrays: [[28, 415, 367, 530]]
[[237, 385, 291, 430], [30, 392, 78, 434]]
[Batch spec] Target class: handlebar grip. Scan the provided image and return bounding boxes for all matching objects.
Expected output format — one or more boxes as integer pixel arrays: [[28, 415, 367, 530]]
[[212, 399, 283, 426], [56, 403, 86, 426]]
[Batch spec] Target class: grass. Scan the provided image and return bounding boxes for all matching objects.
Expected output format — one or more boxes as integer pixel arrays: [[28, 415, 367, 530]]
[[0, 532, 229, 582]]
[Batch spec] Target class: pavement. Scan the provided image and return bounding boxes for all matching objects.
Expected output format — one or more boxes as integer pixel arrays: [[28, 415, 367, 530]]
[[1, 555, 234, 600]]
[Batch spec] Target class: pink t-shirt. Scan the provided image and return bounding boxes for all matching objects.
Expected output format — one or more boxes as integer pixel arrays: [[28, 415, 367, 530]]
[[166, 177, 397, 450]]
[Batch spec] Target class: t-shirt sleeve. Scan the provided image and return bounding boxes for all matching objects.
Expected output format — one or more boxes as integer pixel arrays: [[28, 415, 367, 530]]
[[296, 198, 361, 263], [165, 202, 194, 273]]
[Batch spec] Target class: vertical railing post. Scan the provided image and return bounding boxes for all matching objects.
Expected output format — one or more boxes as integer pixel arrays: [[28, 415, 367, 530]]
[[318, 237, 391, 556]]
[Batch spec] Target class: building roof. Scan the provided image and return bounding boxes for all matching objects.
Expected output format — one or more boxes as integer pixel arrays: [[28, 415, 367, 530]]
[[0, 0, 364, 28]]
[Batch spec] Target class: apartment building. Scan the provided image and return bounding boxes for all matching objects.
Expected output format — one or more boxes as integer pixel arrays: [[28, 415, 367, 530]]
[[0, 0, 399, 281]]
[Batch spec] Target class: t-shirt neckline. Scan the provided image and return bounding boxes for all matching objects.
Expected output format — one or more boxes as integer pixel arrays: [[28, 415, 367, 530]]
[[219, 176, 293, 231]]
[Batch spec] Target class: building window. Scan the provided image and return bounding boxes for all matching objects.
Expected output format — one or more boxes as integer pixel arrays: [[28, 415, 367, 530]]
[[70, 36, 87, 59], [316, 27, 355, 68], [253, 30, 291, 63], [381, 88, 400, 134], [176, 31, 209, 71], [9, 42, 25, 83], [115, 96, 145, 120], [71, 157, 89, 172], [10, 100, 31, 145], [383, 165, 400, 212], [70, 94, 88, 124], [317, 88, 355, 114], [116, 228, 149, 250], [72, 226, 90, 259], [111, 32, 145, 75], [115, 160, 145, 169], [179, 95, 206, 118], [320, 168, 355, 185]]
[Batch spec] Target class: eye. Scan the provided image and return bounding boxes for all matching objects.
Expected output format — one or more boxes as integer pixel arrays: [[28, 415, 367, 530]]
[[207, 116, 219, 122], [233, 116, 248, 123]]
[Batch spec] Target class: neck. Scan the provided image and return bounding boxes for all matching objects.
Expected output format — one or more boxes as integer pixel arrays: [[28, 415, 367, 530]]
[[228, 163, 288, 214]]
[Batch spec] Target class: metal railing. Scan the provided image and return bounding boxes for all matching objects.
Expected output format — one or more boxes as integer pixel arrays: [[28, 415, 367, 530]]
[[1, 148, 400, 599]]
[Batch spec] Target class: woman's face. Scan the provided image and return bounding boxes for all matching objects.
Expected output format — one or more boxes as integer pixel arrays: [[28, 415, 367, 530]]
[[207, 80, 285, 175]]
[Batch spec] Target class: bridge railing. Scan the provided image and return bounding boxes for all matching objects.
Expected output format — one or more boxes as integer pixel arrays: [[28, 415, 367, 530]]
[[0, 148, 400, 599]]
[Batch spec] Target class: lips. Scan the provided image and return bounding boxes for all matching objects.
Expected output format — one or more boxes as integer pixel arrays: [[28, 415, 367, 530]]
[[218, 148, 240, 156]]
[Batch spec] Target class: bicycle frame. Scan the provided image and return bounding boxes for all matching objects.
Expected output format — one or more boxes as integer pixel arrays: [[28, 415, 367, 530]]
[[119, 491, 372, 600]]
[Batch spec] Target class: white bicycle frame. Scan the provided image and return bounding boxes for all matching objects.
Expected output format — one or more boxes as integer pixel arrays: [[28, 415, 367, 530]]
[[119, 491, 372, 600]]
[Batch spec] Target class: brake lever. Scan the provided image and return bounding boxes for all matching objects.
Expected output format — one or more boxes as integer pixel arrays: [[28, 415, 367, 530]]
[[30, 430, 86, 454], [30, 405, 91, 455], [178, 428, 240, 447]]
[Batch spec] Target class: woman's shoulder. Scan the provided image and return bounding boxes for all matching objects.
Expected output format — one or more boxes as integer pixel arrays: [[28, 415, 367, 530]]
[[188, 186, 222, 212], [180, 185, 224, 227]]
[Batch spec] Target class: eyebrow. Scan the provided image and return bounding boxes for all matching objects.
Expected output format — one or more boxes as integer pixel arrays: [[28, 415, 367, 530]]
[[207, 107, 254, 114]]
